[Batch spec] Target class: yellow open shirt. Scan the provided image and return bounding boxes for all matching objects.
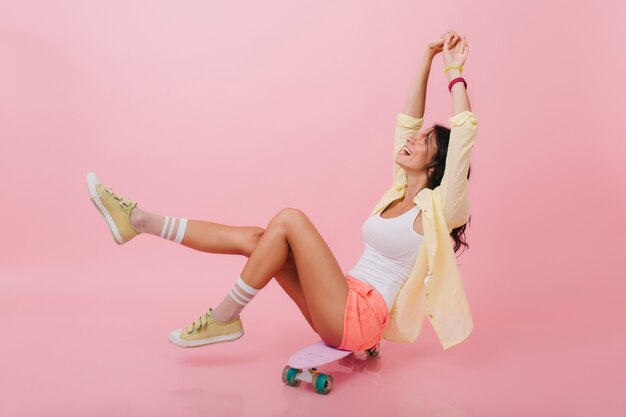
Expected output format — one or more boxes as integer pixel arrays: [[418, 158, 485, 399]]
[[370, 110, 478, 350]]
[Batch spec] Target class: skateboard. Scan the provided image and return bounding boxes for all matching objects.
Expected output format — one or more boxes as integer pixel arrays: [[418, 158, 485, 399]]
[[281, 340, 380, 395]]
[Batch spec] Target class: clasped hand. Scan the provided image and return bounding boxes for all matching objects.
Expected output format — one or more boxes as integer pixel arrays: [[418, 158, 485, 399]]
[[428, 31, 469, 68]]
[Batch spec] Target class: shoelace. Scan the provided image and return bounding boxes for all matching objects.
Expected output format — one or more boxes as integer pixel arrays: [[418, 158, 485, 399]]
[[104, 187, 135, 208]]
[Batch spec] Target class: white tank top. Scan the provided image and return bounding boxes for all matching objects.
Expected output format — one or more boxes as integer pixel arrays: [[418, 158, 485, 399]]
[[347, 205, 424, 311]]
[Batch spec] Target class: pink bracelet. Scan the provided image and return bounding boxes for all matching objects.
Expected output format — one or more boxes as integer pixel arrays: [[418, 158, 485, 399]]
[[448, 77, 467, 93]]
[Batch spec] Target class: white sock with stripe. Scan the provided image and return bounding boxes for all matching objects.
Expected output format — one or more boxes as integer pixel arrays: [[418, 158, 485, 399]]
[[211, 276, 261, 324], [129, 208, 188, 244], [159, 215, 188, 243]]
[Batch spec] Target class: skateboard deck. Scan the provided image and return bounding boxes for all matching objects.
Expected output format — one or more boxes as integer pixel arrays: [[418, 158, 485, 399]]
[[281, 340, 380, 395], [288, 340, 352, 369]]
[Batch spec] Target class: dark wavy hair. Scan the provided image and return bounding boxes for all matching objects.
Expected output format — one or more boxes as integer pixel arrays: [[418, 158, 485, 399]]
[[424, 123, 471, 256]]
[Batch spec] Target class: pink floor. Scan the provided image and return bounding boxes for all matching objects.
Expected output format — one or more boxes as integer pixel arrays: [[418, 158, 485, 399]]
[[2, 260, 624, 417]]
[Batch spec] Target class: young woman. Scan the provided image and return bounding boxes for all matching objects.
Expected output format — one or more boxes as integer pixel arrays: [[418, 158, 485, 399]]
[[86, 31, 476, 352]]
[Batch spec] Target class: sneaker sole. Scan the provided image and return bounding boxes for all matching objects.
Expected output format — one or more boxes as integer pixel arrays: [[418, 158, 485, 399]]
[[168, 329, 244, 348], [86, 171, 124, 245]]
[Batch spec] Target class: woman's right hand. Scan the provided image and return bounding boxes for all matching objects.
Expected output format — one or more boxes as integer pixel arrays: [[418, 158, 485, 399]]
[[442, 33, 469, 68], [428, 31, 460, 56]]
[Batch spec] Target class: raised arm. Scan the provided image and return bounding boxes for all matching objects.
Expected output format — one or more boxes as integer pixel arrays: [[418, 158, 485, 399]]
[[438, 110, 478, 232], [392, 32, 462, 186], [444, 34, 472, 114], [402, 50, 433, 119], [436, 34, 478, 232], [402, 32, 462, 118], [392, 113, 424, 186]]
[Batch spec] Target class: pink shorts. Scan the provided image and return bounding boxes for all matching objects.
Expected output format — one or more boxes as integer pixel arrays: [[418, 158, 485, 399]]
[[338, 274, 390, 352]]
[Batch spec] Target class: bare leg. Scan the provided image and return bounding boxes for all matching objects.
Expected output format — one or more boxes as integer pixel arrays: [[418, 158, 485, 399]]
[[239, 208, 349, 348], [131, 206, 318, 333], [130, 207, 250, 255]]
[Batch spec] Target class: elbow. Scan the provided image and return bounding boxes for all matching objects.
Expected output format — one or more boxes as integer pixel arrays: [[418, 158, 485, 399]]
[[434, 186, 471, 232], [446, 212, 470, 233], [443, 197, 471, 233]]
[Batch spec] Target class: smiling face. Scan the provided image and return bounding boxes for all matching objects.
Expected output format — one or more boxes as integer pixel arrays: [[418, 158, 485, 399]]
[[396, 126, 439, 175]]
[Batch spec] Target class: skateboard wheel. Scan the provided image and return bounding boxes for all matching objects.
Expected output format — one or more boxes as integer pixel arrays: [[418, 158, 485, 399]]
[[365, 343, 380, 357], [312, 373, 333, 395], [282, 365, 302, 387]]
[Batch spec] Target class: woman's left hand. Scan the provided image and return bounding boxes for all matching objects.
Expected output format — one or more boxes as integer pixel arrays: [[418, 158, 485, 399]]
[[442, 33, 469, 68], [428, 31, 460, 55]]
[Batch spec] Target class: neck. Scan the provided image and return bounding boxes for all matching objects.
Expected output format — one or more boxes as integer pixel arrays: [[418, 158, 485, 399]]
[[402, 172, 429, 205]]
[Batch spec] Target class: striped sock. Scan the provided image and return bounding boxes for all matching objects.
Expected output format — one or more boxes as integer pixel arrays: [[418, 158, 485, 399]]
[[159, 216, 188, 244], [129, 208, 188, 244], [211, 276, 261, 324]]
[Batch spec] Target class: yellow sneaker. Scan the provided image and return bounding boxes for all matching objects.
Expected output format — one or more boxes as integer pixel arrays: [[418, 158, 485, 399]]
[[168, 308, 244, 348], [86, 171, 140, 245]]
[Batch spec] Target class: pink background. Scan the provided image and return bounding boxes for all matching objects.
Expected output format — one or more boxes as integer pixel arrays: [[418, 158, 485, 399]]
[[1, 1, 625, 416]]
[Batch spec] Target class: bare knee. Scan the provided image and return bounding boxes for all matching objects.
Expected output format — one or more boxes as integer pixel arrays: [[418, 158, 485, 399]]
[[277, 207, 306, 221], [268, 207, 306, 229]]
